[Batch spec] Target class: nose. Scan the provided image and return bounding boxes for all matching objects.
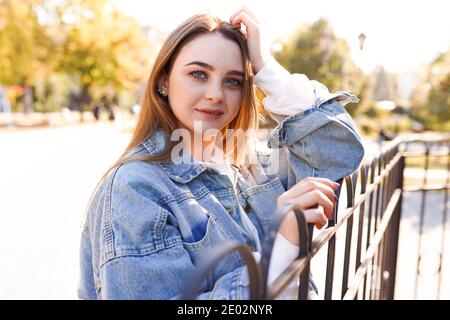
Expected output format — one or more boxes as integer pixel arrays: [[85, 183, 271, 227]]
[[205, 81, 224, 104]]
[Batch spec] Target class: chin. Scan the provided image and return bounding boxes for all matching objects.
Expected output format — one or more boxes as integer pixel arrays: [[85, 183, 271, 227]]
[[189, 120, 221, 132], [204, 121, 224, 129]]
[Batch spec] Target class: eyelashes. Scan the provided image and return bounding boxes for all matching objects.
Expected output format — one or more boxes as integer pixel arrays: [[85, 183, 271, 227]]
[[189, 70, 243, 88], [226, 78, 243, 88], [191, 70, 207, 80]]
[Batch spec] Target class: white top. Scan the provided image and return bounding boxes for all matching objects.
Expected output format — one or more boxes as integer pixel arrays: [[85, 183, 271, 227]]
[[197, 158, 237, 186], [251, 233, 299, 283], [255, 57, 320, 298], [253, 56, 331, 116], [200, 160, 302, 299], [198, 56, 323, 299]]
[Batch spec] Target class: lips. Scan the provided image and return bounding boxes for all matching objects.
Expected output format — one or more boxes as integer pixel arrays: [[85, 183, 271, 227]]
[[195, 109, 224, 120]]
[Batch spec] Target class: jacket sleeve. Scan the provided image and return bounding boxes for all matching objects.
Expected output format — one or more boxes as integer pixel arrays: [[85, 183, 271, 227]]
[[92, 169, 250, 300], [267, 96, 365, 190], [254, 58, 365, 190]]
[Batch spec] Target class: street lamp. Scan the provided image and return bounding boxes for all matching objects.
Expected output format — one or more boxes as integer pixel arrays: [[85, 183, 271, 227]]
[[358, 32, 366, 50]]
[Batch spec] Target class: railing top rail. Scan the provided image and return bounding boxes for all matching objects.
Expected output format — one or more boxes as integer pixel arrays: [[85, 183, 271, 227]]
[[180, 133, 449, 300]]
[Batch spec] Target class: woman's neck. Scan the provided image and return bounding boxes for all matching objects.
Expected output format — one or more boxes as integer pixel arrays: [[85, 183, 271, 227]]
[[186, 131, 226, 163]]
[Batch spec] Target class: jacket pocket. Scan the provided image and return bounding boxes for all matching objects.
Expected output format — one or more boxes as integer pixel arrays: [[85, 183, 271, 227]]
[[182, 215, 242, 290], [183, 214, 215, 251]]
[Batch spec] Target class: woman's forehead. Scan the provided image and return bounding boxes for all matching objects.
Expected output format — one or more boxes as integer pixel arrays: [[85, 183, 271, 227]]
[[174, 33, 244, 71]]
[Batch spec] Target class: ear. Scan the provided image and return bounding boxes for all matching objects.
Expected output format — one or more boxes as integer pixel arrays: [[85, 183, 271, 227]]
[[158, 73, 169, 92]]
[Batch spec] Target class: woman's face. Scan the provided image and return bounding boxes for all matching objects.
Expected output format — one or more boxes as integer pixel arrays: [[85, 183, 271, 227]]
[[163, 32, 244, 136]]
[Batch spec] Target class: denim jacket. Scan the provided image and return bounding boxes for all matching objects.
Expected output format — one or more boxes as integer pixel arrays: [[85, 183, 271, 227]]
[[78, 88, 365, 299]]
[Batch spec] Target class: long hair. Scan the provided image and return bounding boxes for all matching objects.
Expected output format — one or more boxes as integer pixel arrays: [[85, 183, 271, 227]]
[[84, 13, 259, 224], [123, 13, 258, 166]]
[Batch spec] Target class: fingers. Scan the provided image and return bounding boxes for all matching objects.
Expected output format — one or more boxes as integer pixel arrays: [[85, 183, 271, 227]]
[[230, 12, 254, 37], [229, 6, 259, 24], [228, 6, 268, 74], [229, 8, 261, 39], [279, 206, 327, 245], [280, 188, 334, 220], [297, 190, 334, 219], [280, 178, 338, 207], [304, 206, 328, 229], [301, 177, 340, 190]]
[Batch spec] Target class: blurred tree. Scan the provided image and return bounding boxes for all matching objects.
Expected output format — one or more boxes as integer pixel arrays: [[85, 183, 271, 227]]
[[55, 0, 152, 120], [427, 73, 449, 125], [410, 50, 450, 131], [0, 0, 54, 112], [274, 19, 367, 116]]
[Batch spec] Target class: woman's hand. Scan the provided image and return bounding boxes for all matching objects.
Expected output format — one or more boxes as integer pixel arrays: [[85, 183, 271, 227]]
[[229, 6, 271, 74], [277, 177, 340, 246]]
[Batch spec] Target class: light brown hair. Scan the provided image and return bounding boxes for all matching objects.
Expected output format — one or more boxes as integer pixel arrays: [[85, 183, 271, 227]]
[[129, 13, 260, 162], [84, 13, 260, 223]]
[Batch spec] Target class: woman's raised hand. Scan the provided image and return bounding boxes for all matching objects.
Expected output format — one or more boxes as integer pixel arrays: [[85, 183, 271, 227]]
[[229, 6, 271, 74], [277, 177, 340, 246]]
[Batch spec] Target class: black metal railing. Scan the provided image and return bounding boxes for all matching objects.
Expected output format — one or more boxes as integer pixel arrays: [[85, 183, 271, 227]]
[[400, 135, 449, 299], [181, 134, 449, 300]]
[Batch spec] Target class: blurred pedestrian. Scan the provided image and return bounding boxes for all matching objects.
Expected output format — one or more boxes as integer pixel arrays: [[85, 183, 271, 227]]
[[92, 104, 101, 121], [107, 104, 116, 121], [379, 128, 394, 141], [0, 86, 14, 128]]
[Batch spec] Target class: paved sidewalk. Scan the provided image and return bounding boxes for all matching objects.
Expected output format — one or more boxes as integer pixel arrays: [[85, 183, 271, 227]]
[[0, 123, 131, 299], [0, 124, 447, 299]]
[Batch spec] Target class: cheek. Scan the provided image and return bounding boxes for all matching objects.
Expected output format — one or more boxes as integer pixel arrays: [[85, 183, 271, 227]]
[[168, 78, 196, 113], [227, 90, 243, 113]]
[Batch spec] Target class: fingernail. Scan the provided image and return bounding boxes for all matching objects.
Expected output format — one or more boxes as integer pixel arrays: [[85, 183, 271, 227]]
[[332, 182, 340, 189], [333, 194, 338, 202]]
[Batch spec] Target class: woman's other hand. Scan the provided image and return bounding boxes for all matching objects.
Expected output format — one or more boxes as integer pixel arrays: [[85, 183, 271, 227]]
[[276, 177, 340, 246], [229, 6, 271, 74]]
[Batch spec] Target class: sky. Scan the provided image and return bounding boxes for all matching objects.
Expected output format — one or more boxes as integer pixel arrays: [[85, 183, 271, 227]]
[[112, 0, 450, 74]]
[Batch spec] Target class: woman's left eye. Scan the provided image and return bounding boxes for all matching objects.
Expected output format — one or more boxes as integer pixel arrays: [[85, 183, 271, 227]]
[[225, 78, 242, 88], [190, 71, 207, 79]]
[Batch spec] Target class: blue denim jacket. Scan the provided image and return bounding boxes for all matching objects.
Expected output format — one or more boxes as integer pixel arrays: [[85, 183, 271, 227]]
[[78, 93, 365, 299]]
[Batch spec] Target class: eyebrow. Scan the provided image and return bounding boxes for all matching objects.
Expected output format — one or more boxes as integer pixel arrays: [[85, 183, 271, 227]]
[[184, 61, 244, 77]]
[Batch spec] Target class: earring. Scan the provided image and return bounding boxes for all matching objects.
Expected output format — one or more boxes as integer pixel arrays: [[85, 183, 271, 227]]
[[158, 87, 167, 97]]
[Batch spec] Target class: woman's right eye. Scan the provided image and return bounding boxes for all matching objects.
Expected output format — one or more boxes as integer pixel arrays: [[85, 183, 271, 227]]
[[190, 71, 207, 80]]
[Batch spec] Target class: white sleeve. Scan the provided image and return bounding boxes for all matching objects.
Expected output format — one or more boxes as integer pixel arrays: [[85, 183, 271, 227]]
[[267, 233, 299, 285], [253, 57, 320, 116], [251, 233, 299, 285], [253, 234, 320, 300]]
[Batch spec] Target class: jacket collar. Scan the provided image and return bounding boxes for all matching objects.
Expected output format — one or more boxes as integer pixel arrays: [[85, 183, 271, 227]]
[[141, 128, 208, 184]]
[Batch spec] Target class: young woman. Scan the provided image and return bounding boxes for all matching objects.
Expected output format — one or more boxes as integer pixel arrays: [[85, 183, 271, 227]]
[[78, 7, 365, 299]]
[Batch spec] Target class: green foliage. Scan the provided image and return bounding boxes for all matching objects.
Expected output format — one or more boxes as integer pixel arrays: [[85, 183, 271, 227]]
[[33, 74, 73, 112], [365, 104, 380, 118], [0, 0, 152, 113], [0, 0, 53, 86], [427, 73, 449, 126], [356, 113, 414, 138], [410, 50, 450, 131], [55, 0, 152, 107], [274, 19, 367, 117], [275, 20, 338, 90]]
